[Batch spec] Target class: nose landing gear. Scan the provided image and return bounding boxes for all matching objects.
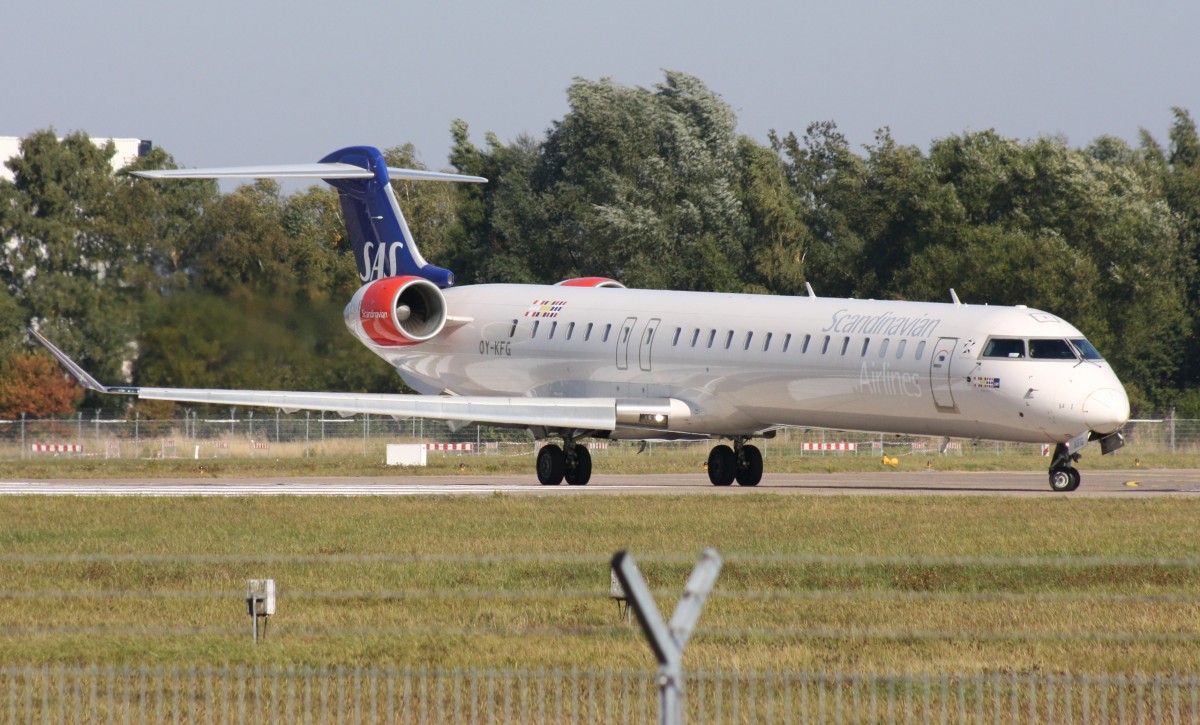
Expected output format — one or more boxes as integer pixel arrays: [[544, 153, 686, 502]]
[[1048, 442, 1082, 492]]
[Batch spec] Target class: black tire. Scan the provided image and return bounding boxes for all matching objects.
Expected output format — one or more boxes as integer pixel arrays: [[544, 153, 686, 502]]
[[1049, 467, 1076, 492], [537, 444, 565, 485], [707, 445, 736, 486], [566, 444, 592, 485], [736, 444, 763, 487]]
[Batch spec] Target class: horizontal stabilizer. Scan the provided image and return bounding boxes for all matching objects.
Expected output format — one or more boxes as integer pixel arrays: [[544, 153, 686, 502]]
[[133, 164, 486, 184]]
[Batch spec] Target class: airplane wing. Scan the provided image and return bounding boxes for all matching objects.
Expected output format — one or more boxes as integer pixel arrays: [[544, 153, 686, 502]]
[[31, 329, 684, 432]]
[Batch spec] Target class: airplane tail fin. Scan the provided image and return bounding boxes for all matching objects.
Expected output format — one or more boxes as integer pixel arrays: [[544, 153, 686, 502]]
[[134, 146, 486, 288]]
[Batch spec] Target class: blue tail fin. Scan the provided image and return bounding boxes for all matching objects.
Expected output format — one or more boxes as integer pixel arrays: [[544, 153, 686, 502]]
[[320, 146, 455, 287], [133, 145, 484, 288]]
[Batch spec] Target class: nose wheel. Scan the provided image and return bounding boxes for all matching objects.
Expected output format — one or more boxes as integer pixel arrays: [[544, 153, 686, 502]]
[[1048, 442, 1081, 492]]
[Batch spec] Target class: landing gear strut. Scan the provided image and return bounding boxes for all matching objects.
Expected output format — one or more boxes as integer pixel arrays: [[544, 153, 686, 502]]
[[1048, 442, 1082, 492], [707, 438, 763, 487], [536, 436, 593, 486]]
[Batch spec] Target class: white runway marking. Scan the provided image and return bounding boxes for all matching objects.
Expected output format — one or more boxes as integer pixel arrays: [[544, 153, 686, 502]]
[[0, 481, 540, 497]]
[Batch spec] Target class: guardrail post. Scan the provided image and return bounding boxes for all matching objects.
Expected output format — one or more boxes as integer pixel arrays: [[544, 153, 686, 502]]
[[612, 548, 722, 725]]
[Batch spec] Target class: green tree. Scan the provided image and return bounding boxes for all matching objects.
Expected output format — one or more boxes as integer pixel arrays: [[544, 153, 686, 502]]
[[450, 72, 750, 292], [0, 132, 144, 386]]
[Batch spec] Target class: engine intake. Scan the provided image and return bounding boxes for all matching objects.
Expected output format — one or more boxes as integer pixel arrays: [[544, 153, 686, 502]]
[[346, 275, 447, 346]]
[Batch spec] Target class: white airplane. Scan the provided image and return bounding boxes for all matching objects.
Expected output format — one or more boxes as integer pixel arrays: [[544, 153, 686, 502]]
[[35, 145, 1130, 491]]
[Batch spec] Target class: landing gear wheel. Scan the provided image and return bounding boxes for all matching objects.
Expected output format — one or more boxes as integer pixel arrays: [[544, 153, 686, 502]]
[[736, 444, 763, 487], [565, 444, 592, 485], [1049, 467, 1081, 492], [537, 444, 565, 485], [707, 445, 737, 486]]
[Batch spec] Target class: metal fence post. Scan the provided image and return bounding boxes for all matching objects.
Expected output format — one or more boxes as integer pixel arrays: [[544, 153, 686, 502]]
[[612, 548, 722, 725]]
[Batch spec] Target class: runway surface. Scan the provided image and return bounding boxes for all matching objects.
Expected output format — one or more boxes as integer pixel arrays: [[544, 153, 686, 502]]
[[1, 469, 1198, 497]]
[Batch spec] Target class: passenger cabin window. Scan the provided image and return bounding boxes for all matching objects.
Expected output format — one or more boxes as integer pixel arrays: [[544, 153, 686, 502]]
[[509, 319, 518, 338], [821, 335, 831, 354], [840, 337, 850, 355], [860, 338, 870, 357], [621, 325, 631, 344], [983, 338, 1026, 358], [801, 334, 811, 354], [707, 330, 717, 349], [724, 331, 734, 350], [763, 332, 773, 352], [672, 327, 681, 346], [895, 339, 906, 359], [783, 333, 792, 353], [585, 322, 593, 341], [532, 320, 540, 338], [566, 322, 575, 340], [549, 321, 558, 339], [1029, 339, 1078, 360], [691, 329, 700, 347], [744, 332, 754, 351], [915, 341, 926, 360], [879, 339, 889, 358], [1071, 338, 1105, 360], [602, 324, 612, 342]]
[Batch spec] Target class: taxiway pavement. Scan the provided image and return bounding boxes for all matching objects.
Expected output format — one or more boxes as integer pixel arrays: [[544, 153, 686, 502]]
[[0, 469, 1197, 497]]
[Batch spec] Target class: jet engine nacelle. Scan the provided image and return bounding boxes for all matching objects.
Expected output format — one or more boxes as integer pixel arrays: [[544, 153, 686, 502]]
[[555, 277, 626, 288], [345, 275, 448, 346]]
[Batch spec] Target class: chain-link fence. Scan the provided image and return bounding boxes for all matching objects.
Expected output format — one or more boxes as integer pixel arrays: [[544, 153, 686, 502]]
[[2, 664, 1196, 723], [2, 412, 1197, 462]]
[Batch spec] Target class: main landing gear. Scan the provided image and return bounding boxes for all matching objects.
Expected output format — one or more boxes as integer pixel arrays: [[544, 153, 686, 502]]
[[1048, 442, 1082, 492], [707, 438, 763, 487], [536, 437, 593, 486]]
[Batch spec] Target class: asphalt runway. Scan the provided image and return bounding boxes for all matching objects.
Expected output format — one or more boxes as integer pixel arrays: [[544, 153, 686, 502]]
[[1, 469, 1198, 497]]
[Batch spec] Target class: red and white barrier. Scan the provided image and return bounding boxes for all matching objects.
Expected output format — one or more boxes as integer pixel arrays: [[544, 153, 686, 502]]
[[31, 444, 82, 453], [423, 443, 473, 451], [801, 442, 857, 451]]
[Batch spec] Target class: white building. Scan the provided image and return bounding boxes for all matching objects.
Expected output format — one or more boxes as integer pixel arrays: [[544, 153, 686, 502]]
[[0, 136, 151, 182]]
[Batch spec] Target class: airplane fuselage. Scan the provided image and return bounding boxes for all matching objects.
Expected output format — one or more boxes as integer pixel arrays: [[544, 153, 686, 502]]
[[357, 284, 1129, 445]]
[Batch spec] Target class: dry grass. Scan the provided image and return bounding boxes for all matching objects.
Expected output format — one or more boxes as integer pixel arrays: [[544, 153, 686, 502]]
[[1, 495, 1198, 676]]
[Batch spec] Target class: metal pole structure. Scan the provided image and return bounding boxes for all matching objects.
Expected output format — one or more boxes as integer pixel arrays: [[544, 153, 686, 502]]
[[612, 548, 722, 725], [1170, 407, 1176, 454], [20, 413, 25, 460]]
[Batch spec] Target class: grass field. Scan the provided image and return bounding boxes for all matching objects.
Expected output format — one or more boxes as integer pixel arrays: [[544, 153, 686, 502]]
[[2, 493, 1198, 678]]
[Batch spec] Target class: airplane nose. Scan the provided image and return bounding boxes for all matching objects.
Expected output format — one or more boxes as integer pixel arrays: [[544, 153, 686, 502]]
[[1083, 387, 1130, 434]]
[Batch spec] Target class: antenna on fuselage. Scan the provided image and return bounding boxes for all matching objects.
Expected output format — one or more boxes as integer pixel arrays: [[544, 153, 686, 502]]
[[949, 289, 962, 306], [806, 282, 816, 299]]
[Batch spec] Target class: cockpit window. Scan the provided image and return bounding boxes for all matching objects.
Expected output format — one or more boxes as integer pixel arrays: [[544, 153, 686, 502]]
[[1070, 338, 1105, 360], [1029, 338, 1078, 360], [982, 338, 1026, 358]]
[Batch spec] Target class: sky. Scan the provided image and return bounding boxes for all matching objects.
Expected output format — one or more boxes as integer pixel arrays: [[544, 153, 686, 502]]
[[3, 0, 1198, 174]]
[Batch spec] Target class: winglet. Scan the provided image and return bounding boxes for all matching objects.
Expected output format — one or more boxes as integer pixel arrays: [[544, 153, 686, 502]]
[[28, 328, 137, 395]]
